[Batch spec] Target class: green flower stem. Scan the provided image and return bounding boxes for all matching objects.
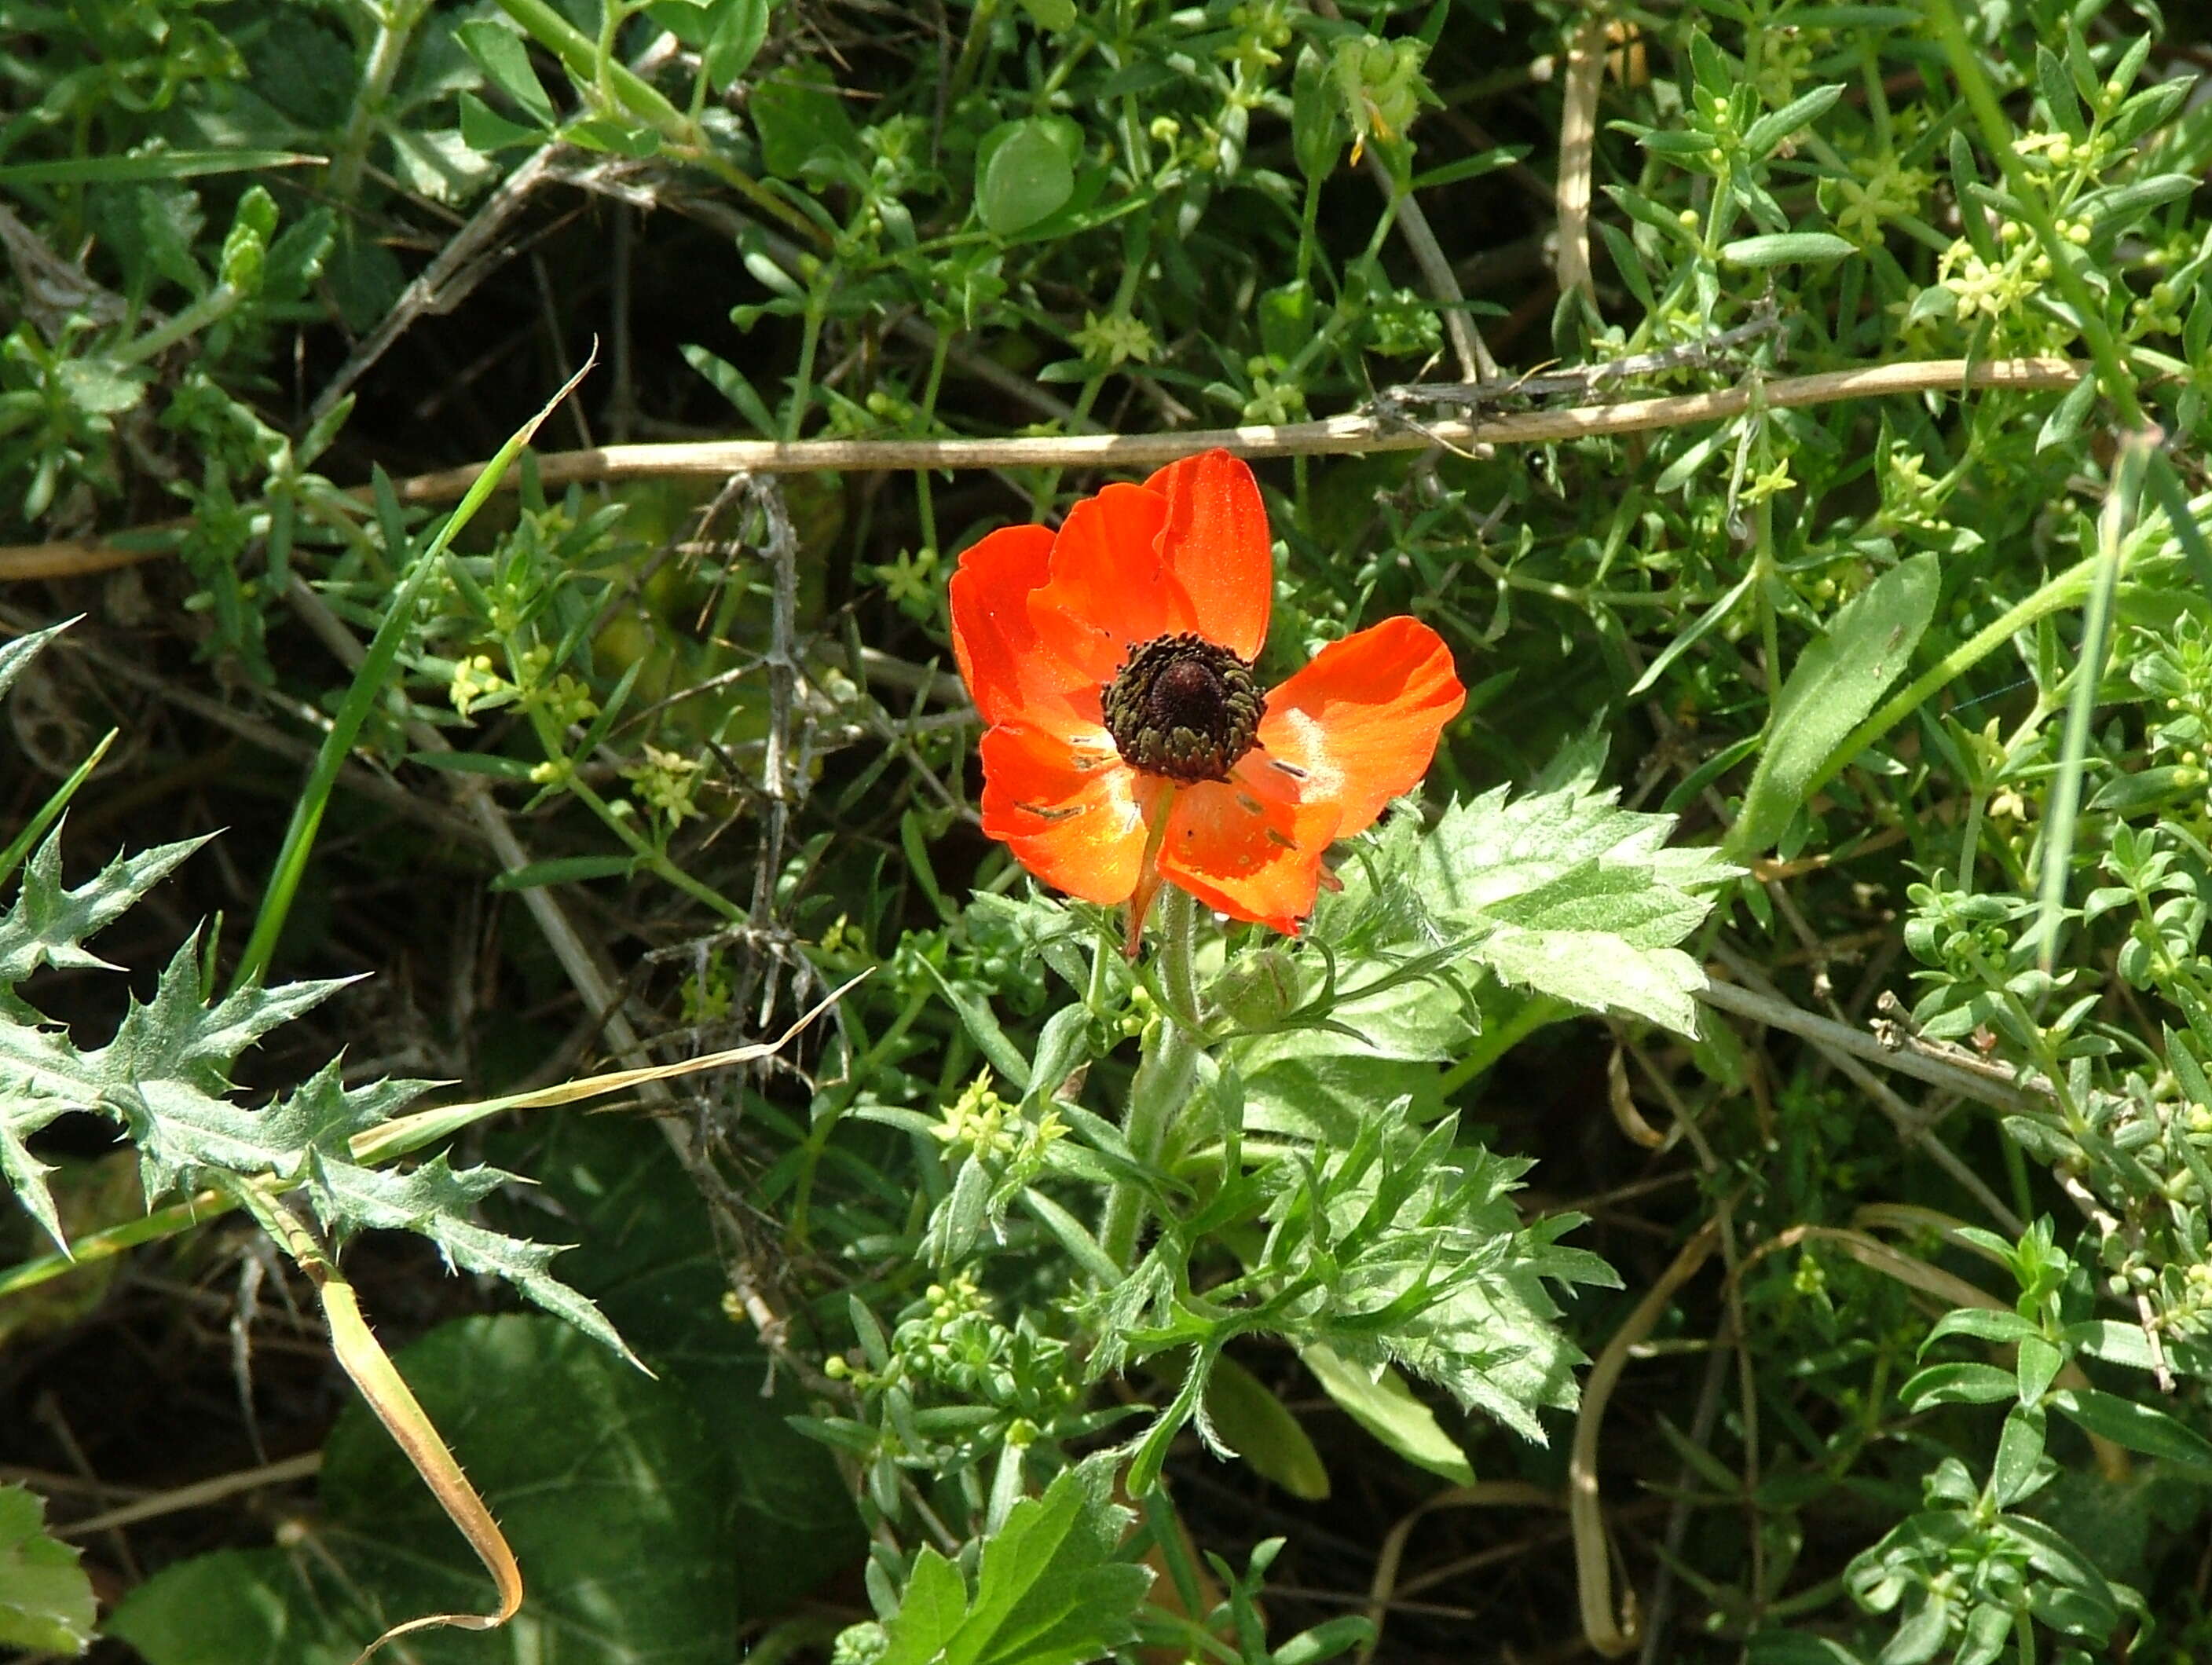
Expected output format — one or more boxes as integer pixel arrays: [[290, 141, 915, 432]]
[[1437, 994, 1566, 1096], [112, 283, 244, 366], [1099, 887, 1203, 1272], [786, 283, 828, 443], [913, 328, 954, 558], [557, 767, 746, 924], [791, 986, 932, 1246], [1032, 218, 1154, 515], [331, 0, 433, 202]]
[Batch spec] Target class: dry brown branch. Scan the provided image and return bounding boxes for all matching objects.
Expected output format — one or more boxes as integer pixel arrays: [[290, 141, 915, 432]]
[[57, 1453, 322, 1539], [1555, 9, 1610, 309], [1697, 971, 2049, 1114], [1357, 1480, 1562, 1663], [0, 356, 2083, 582], [1573, 1219, 1722, 1658]]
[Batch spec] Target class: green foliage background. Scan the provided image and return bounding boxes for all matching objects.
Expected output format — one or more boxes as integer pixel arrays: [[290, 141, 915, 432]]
[[5, 0, 2212, 1662]]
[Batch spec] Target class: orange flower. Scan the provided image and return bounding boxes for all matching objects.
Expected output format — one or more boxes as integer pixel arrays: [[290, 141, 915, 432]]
[[950, 449, 1464, 938]]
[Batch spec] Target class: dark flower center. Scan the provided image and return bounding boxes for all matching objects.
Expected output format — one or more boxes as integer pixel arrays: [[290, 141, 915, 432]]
[[1101, 632, 1263, 783]]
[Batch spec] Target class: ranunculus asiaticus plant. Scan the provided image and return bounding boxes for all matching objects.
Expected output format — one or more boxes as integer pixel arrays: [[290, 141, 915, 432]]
[[950, 448, 1464, 942]]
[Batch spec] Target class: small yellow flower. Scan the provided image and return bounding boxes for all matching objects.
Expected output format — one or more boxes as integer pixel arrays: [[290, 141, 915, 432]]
[[1072, 310, 1159, 368], [449, 653, 510, 718], [624, 745, 705, 825]]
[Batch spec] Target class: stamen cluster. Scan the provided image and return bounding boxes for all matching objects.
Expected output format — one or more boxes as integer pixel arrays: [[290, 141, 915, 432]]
[[1101, 632, 1263, 783]]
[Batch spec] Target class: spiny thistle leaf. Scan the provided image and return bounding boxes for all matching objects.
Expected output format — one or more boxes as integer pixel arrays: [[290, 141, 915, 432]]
[[0, 620, 75, 703], [0, 824, 210, 1003], [0, 809, 628, 1363]]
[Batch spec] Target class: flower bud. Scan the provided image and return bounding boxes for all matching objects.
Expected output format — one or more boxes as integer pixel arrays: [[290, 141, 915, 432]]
[[1212, 944, 1303, 1028]]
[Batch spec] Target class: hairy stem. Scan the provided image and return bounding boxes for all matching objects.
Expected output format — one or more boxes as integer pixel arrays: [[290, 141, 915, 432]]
[[1099, 887, 1203, 1272]]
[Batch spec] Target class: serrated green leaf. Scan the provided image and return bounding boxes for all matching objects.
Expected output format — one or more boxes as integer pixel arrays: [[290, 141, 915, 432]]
[[1246, 1102, 1610, 1441], [876, 1454, 1151, 1665], [1403, 786, 1732, 1037], [0, 1484, 95, 1656]]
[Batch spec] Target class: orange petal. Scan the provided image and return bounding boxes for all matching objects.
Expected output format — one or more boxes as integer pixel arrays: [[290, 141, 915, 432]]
[[950, 524, 1090, 729], [1027, 482, 1192, 686], [1254, 616, 1464, 837], [980, 720, 1160, 906], [1159, 774, 1340, 934], [1144, 449, 1272, 661]]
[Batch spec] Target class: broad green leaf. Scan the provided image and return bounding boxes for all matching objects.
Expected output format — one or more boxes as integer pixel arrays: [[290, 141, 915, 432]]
[[2016, 1334, 2062, 1404], [1291, 45, 1343, 181], [56, 357, 150, 415], [1990, 1407, 2049, 1507], [1729, 552, 1939, 858], [482, 1112, 861, 1601], [874, 1455, 1151, 1665], [1900, 1362, 2019, 1408], [750, 64, 862, 181], [0, 1484, 94, 1656], [458, 92, 548, 154], [1921, 1307, 2038, 1352], [1743, 84, 1844, 156], [646, 0, 771, 90], [1204, 1352, 1331, 1499], [108, 1316, 741, 1663], [1302, 1343, 1474, 1484], [681, 342, 779, 434], [976, 119, 1077, 237]]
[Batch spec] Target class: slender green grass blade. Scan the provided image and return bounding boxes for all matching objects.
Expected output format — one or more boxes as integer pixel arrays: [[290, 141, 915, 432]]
[[231, 354, 599, 990], [0, 729, 116, 887], [0, 150, 321, 187], [2145, 450, 2212, 598], [2033, 441, 2145, 969]]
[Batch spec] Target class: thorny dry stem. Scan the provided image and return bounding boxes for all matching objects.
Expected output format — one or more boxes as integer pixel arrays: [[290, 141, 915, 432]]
[[0, 357, 2084, 581], [1554, 9, 1609, 310]]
